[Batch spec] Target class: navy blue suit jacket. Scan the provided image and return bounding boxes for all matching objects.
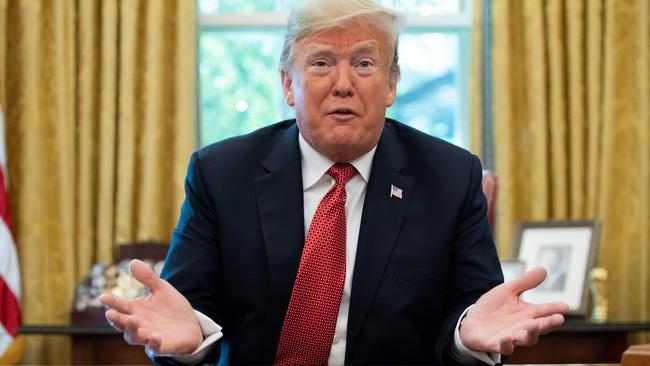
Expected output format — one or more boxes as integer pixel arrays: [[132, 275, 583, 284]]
[[159, 119, 503, 365]]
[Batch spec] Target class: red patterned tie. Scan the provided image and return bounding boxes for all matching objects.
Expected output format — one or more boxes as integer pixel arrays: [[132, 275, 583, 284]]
[[275, 163, 357, 365]]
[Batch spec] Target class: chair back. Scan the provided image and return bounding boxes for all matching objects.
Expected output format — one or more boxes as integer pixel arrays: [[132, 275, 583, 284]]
[[481, 170, 498, 235]]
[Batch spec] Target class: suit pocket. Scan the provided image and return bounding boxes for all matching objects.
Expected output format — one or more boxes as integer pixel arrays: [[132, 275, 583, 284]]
[[392, 264, 436, 285]]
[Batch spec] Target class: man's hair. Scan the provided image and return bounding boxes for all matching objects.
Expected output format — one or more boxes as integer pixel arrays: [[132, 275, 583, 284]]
[[279, 0, 404, 81]]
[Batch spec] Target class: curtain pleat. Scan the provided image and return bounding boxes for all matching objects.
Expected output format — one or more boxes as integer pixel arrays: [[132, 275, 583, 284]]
[[473, 0, 650, 330], [0, 0, 196, 363]]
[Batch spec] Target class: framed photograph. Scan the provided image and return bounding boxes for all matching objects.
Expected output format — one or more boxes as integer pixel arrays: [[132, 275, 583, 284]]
[[513, 220, 601, 316]]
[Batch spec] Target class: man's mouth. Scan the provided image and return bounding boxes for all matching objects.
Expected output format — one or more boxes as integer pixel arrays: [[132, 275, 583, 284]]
[[328, 107, 357, 118]]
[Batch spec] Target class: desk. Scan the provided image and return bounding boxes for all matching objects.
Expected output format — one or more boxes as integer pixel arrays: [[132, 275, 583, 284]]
[[19, 321, 650, 365], [19, 324, 149, 365], [509, 321, 650, 364]]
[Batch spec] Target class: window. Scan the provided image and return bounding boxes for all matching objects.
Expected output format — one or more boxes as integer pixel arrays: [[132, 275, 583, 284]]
[[198, 0, 472, 148]]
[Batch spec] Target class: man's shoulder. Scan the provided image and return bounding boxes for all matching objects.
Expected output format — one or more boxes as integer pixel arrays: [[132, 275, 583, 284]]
[[384, 118, 476, 164]]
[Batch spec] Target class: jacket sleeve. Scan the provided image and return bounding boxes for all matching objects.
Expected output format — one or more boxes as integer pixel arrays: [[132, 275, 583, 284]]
[[153, 152, 224, 365], [435, 154, 504, 365]]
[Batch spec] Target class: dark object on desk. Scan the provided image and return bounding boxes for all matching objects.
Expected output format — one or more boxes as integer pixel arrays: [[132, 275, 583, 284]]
[[621, 344, 650, 366]]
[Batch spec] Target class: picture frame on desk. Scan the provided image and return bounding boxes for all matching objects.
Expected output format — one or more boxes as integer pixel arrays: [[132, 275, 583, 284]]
[[500, 259, 526, 283], [513, 220, 601, 316]]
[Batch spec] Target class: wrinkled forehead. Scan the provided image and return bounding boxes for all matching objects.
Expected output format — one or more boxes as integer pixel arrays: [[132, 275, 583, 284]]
[[293, 22, 393, 61], [301, 40, 382, 60]]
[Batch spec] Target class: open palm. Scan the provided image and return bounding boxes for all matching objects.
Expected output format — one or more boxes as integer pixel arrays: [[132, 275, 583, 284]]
[[460, 267, 569, 355], [99, 260, 203, 357]]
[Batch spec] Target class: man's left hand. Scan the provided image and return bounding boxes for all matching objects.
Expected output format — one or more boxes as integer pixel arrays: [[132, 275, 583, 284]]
[[459, 267, 569, 355]]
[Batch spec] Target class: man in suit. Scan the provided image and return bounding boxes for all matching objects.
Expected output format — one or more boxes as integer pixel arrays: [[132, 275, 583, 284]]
[[100, 0, 568, 364]]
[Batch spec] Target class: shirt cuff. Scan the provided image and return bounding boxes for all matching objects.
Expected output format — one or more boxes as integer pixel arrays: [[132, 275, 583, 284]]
[[451, 305, 501, 366], [170, 310, 223, 364]]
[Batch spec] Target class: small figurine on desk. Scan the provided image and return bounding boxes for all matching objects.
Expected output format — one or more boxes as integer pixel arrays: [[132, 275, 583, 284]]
[[589, 267, 609, 323]]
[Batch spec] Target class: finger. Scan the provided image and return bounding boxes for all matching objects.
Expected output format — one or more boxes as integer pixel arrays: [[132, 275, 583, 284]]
[[497, 335, 514, 355], [145, 333, 163, 356], [537, 313, 565, 335], [124, 315, 149, 344], [130, 259, 163, 292], [509, 267, 547, 295], [507, 317, 537, 343], [105, 309, 126, 332], [481, 328, 514, 355], [99, 293, 133, 315], [512, 328, 539, 347], [124, 315, 155, 346], [528, 301, 570, 318]]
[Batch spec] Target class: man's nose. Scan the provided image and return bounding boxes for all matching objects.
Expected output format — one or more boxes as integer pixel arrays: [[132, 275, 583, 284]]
[[332, 64, 354, 97]]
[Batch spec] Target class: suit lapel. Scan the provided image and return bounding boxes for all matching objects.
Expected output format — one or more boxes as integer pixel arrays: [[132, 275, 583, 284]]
[[347, 122, 414, 352], [254, 123, 305, 354]]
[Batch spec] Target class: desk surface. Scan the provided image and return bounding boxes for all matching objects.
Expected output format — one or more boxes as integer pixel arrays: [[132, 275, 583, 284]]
[[558, 320, 650, 332], [19, 324, 118, 335], [18, 321, 650, 365]]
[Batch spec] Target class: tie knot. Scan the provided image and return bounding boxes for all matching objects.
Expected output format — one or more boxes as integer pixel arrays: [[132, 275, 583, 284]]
[[327, 163, 357, 186]]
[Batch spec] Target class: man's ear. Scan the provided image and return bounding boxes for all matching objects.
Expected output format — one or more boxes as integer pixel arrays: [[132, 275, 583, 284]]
[[281, 70, 295, 107], [385, 77, 397, 107]]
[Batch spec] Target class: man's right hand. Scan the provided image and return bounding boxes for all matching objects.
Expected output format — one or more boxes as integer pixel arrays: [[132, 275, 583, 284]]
[[99, 259, 203, 357]]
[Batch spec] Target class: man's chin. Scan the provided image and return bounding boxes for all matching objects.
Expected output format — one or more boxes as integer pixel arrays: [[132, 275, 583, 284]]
[[320, 140, 373, 162]]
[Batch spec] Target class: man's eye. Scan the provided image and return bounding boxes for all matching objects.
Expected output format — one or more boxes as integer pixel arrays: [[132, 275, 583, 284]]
[[358, 60, 373, 68], [312, 60, 328, 67]]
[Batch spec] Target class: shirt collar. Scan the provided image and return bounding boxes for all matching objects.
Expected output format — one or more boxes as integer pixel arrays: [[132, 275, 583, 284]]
[[299, 132, 376, 190]]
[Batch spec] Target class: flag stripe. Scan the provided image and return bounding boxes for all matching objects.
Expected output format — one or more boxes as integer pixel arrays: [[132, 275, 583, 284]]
[[0, 220, 19, 297], [0, 278, 19, 336], [0, 104, 21, 361]]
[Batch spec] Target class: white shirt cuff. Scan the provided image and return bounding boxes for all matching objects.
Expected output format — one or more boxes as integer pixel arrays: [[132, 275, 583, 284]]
[[170, 310, 223, 364], [451, 305, 501, 365]]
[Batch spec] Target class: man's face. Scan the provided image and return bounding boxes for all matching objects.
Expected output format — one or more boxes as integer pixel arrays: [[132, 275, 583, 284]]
[[281, 23, 397, 162]]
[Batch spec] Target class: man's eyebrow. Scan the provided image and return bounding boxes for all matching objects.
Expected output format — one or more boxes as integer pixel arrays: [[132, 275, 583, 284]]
[[304, 45, 337, 59], [303, 40, 381, 60], [349, 41, 381, 57]]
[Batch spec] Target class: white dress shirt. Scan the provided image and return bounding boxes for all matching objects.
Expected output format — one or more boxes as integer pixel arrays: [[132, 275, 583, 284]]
[[173, 132, 499, 365]]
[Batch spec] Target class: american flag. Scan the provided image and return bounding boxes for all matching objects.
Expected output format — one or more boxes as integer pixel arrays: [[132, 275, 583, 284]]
[[0, 103, 22, 364], [390, 184, 403, 199]]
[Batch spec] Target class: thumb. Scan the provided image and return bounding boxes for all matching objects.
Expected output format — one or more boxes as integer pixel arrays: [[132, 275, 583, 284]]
[[510, 267, 547, 296], [130, 259, 162, 292]]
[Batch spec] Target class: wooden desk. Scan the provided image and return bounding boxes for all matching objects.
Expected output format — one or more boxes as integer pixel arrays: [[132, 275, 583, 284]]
[[20, 321, 650, 365], [19, 324, 150, 365], [509, 321, 650, 364]]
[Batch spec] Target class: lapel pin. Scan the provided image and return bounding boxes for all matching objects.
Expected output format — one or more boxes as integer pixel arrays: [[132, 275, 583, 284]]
[[390, 184, 403, 199]]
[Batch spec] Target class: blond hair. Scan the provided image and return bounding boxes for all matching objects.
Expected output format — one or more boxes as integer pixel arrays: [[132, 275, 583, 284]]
[[279, 0, 403, 80]]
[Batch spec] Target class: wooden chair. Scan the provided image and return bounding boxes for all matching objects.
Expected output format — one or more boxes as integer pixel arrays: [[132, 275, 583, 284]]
[[481, 170, 498, 235], [116, 240, 169, 262]]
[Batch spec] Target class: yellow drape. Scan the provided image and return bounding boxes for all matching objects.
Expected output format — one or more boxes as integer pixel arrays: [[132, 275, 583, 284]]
[[0, 0, 196, 363], [472, 0, 649, 325]]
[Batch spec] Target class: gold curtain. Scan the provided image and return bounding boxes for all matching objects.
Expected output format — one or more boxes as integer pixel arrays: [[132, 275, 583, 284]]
[[0, 0, 196, 363], [472, 0, 649, 325]]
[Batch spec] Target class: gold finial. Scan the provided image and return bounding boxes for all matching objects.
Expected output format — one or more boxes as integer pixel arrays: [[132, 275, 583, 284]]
[[589, 267, 608, 323]]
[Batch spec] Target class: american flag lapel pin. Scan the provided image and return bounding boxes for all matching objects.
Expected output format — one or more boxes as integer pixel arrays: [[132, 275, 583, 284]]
[[390, 184, 403, 199]]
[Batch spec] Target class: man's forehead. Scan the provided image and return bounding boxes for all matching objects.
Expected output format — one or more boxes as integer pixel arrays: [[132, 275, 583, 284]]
[[302, 39, 382, 56], [296, 24, 389, 52]]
